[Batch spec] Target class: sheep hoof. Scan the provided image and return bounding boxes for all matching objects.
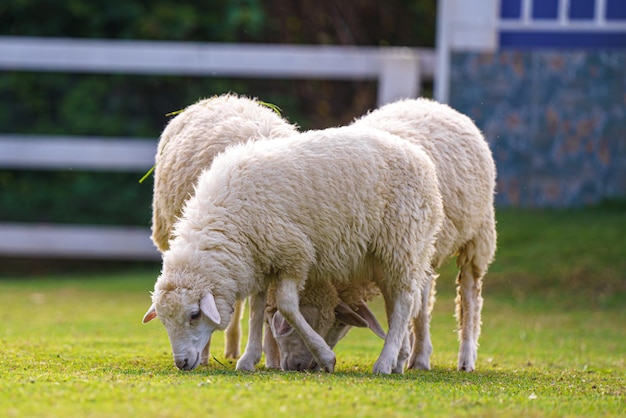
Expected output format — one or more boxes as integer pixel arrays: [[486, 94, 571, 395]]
[[458, 351, 476, 372], [391, 367, 404, 374], [372, 359, 394, 375], [392, 363, 406, 374], [407, 357, 431, 371], [264, 360, 281, 369], [236, 354, 259, 371], [458, 363, 475, 372], [224, 350, 240, 360], [457, 359, 475, 372]]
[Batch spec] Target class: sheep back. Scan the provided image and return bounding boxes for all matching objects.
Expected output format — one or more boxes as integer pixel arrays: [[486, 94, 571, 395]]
[[170, 125, 443, 307], [353, 98, 496, 268], [151, 94, 298, 252]]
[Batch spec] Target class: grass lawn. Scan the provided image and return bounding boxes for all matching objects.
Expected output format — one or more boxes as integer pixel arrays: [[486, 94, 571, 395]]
[[0, 206, 625, 417]]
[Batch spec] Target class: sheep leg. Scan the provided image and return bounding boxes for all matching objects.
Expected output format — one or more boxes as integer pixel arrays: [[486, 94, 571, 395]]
[[263, 313, 281, 369], [393, 331, 411, 374], [224, 298, 245, 359], [376, 283, 411, 374], [407, 273, 437, 370], [236, 290, 267, 371], [373, 289, 416, 374], [455, 266, 482, 372], [456, 217, 495, 372], [275, 279, 336, 372]]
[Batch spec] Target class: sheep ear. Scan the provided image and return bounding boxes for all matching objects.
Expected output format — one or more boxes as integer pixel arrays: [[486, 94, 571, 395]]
[[142, 303, 157, 324], [270, 311, 294, 337], [200, 293, 221, 325], [334, 300, 369, 328], [354, 300, 386, 339]]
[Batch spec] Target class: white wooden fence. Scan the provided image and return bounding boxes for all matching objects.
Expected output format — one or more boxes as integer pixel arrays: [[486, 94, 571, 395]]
[[0, 36, 434, 260], [0, 135, 159, 260]]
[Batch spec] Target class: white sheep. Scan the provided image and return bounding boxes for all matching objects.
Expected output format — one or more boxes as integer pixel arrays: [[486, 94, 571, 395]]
[[354, 98, 497, 372], [268, 98, 497, 373], [150, 93, 390, 369], [142, 125, 444, 374], [150, 93, 298, 361]]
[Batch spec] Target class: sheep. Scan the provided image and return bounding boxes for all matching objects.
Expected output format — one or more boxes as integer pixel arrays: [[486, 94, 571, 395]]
[[142, 125, 444, 374], [267, 98, 497, 373], [150, 93, 299, 361], [353, 98, 497, 372], [149, 93, 390, 369], [148, 92, 386, 369]]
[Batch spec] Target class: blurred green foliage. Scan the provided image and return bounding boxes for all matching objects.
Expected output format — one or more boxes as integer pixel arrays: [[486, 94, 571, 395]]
[[0, 0, 266, 41], [0, 0, 434, 45], [0, 171, 154, 225], [0, 0, 436, 227]]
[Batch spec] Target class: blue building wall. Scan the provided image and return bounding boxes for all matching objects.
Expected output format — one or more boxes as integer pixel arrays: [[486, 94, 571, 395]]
[[449, 50, 625, 207]]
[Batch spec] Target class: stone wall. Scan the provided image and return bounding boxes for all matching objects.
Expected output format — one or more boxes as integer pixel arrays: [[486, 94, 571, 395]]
[[449, 50, 625, 207]]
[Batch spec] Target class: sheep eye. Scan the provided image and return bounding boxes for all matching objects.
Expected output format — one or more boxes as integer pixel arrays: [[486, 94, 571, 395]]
[[190, 312, 201, 321]]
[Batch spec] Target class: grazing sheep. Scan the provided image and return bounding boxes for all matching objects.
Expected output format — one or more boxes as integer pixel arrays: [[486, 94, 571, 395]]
[[148, 93, 384, 368], [142, 125, 444, 374], [269, 98, 497, 373], [353, 98, 497, 372], [150, 93, 298, 360]]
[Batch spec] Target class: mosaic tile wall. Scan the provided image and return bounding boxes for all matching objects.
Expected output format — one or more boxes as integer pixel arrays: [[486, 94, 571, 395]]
[[449, 50, 626, 207]]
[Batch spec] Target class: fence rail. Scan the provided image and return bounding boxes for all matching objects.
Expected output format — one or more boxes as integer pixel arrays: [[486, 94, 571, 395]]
[[0, 223, 160, 260], [0, 135, 160, 260], [0, 135, 155, 171], [0, 37, 433, 260], [0, 36, 434, 106]]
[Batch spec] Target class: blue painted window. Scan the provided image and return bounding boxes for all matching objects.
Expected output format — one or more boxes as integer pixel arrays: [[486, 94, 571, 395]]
[[532, 0, 559, 19], [498, 0, 626, 48], [606, 0, 626, 20], [500, 0, 522, 18], [499, 31, 626, 48], [569, 0, 595, 20]]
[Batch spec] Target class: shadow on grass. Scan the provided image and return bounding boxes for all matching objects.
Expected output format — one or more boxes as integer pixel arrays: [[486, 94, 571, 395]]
[[118, 360, 594, 385]]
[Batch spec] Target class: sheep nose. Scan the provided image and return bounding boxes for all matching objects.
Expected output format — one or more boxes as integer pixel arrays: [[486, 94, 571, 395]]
[[175, 358, 189, 370], [285, 360, 303, 371]]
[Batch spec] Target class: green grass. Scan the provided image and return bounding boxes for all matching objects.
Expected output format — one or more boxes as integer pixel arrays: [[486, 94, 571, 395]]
[[1, 206, 625, 417]]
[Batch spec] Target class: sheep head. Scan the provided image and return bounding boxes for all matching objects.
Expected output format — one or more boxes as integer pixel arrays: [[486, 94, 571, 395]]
[[143, 287, 225, 371], [270, 300, 385, 371], [270, 305, 321, 371]]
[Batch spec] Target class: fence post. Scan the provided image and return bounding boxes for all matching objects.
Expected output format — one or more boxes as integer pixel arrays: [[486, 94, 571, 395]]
[[377, 50, 421, 105]]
